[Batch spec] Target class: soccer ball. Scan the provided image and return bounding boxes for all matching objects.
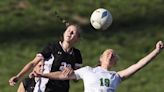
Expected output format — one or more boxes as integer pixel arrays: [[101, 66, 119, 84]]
[[90, 8, 113, 30]]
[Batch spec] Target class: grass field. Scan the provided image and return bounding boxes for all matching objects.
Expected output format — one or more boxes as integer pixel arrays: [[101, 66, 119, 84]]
[[0, 0, 164, 92]]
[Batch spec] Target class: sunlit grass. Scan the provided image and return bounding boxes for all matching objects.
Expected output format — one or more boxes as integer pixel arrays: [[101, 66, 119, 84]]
[[0, 0, 164, 92]]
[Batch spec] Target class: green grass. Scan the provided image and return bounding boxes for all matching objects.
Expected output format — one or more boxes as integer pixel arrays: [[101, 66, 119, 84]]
[[0, 0, 164, 92]]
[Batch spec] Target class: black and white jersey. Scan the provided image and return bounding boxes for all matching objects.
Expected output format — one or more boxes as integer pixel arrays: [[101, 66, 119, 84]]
[[40, 41, 82, 92], [22, 78, 35, 92]]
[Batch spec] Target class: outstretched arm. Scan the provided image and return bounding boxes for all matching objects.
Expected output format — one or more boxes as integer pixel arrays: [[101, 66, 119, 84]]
[[9, 54, 43, 86], [34, 67, 77, 80], [118, 41, 163, 80]]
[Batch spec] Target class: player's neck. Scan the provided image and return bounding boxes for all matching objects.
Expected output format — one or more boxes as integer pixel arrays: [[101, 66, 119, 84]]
[[60, 41, 73, 53], [100, 65, 110, 70]]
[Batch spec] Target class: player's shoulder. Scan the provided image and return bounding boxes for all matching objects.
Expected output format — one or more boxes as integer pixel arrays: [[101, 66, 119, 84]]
[[78, 66, 93, 71], [47, 41, 62, 51], [22, 77, 35, 87], [84, 66, 93, 69], [72, 47, 81, 53], [108, 71, 117, 74], [109, 71, 122, 81], [75, 66, 93, 75]]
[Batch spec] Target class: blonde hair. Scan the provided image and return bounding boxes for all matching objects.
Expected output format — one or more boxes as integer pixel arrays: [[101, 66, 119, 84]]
[[96, 49, 119, 66]]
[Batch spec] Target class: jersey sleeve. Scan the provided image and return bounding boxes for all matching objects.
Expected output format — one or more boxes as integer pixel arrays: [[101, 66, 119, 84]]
[[22, 78, 28, 90], [116, 73, 122, 82], [111, 72, 122, 87], [22, 78, 34, 90], [39, 43, 54, 60], [74, 66, 89, 80], [73, 48, 83, 68]]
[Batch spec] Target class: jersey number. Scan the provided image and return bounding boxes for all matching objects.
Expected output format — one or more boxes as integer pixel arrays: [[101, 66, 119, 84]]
[[100, 78, 110, 87], [59, 62, 71, 71]]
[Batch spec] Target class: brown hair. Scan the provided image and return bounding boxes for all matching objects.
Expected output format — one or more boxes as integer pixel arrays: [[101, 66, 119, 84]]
[[67, 23, 81, 38], [60, 23, 81, 42]]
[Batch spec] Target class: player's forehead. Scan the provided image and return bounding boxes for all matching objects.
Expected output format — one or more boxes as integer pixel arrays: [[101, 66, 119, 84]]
[[65, 24, 81, 37], [67, 25, 78, 31], [103, 49, 113, 54]]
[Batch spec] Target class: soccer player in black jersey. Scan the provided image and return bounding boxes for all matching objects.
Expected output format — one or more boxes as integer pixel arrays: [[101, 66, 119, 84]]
[[9, 24, 83, 92], [17, 61, 43, 92]]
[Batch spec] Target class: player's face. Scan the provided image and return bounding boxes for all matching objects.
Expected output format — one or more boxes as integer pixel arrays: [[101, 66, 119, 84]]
[[33, 62, 43, 73], [63, 25, 80, 44], [101, 49, 117, 67]]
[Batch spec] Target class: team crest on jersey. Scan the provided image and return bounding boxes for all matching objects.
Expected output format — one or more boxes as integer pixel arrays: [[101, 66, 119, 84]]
[[57, 51, 62, 55]]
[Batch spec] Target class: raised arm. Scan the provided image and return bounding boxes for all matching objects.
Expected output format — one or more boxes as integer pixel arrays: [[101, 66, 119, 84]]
[[9, 54, 43, 86], [118, 41, 163, 80]]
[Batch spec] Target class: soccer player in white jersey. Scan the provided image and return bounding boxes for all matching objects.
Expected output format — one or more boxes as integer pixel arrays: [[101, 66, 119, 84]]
[[33, 41, 163, 92]]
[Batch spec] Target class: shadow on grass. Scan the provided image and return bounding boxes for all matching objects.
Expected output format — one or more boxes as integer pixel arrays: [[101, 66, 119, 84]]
[[82, 12, 164, 41], [0, 12, 163, 44], [0, 27, 64, 44]]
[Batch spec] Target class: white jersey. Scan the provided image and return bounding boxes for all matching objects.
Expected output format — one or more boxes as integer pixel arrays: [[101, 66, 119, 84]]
[[74, 66, 121, 92]]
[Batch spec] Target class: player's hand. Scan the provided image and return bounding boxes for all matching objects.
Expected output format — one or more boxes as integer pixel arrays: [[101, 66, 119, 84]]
[[156, 41, 164, 52], [29, 61, 43, 78], [62, 67, 73, 77], [29, 67, 43, 78], [9, 76, 19, 86], [30, 70, 42, 77], [29, 71, 35, 78]]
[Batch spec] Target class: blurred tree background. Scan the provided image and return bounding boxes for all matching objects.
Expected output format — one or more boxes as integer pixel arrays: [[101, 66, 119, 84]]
[[0, 0, 164, 92]]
